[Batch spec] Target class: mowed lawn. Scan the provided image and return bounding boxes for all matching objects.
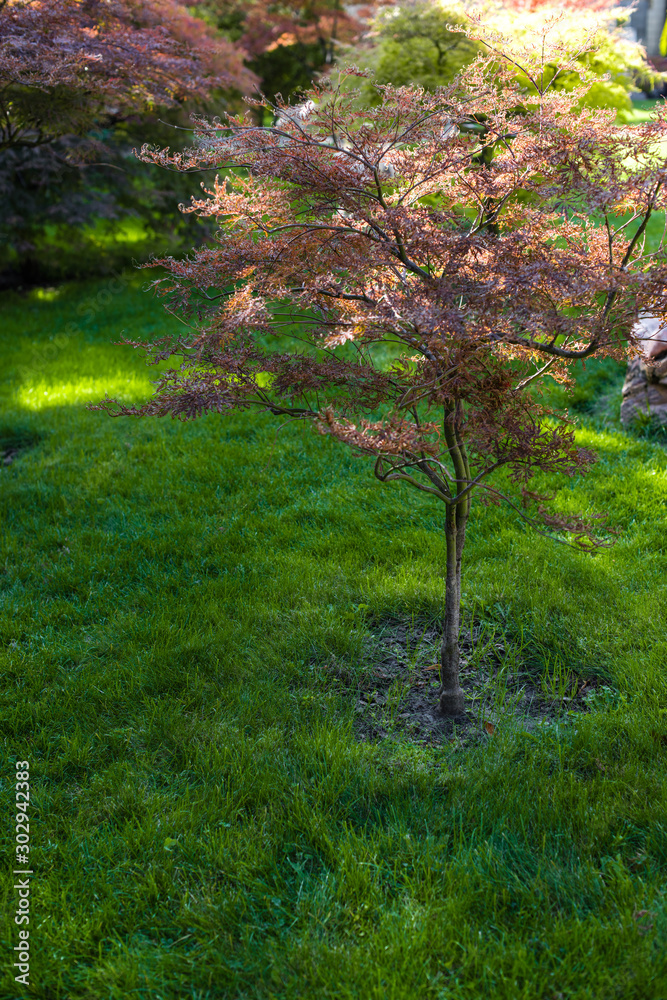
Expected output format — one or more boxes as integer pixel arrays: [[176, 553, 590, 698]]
[[1, 277, 667, 999]]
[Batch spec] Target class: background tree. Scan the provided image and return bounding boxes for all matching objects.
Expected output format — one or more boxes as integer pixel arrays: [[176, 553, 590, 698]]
[[477, 1, 658, 109], [200, 0, 366, 107], [95, 30, 667, 714], [340, 1, 481, 101], [340, 0, 657, 113], [0, 0, 254, 151], [0, 0, 257, 285]]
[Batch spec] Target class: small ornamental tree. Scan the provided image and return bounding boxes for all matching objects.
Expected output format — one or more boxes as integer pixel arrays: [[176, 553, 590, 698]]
[[96, 30, 667, 714]]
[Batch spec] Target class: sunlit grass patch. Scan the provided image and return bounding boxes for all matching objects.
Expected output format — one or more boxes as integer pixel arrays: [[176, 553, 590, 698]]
[[31, 285, 63, 302], [16, 371, 162, 409]]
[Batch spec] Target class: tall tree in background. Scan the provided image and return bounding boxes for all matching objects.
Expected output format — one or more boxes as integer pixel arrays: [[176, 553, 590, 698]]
[[96, 31, 667, 714]]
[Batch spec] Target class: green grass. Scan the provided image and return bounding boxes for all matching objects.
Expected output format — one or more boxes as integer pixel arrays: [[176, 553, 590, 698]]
[[619, 97, 665, 125], [1, 279, 667, 999]]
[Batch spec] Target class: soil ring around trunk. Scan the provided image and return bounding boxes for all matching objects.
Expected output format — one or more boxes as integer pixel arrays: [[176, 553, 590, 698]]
[[319, 616, 606, 749]]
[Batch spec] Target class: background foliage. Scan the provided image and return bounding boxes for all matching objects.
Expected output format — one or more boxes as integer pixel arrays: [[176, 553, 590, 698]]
[[0, 0, 254, 287], [336, 1, 657, 111]]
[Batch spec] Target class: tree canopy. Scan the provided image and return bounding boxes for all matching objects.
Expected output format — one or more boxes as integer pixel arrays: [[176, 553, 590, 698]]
[[0, 0, 256, 152]]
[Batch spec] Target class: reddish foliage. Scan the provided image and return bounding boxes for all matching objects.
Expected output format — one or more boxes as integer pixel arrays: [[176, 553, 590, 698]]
[[0, 0, 256, 150], [203, 0, 367, 66], [94, 29, 667, 711], [235, 0, 365, 63]]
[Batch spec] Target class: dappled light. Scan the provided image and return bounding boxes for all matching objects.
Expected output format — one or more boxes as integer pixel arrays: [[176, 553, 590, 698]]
[[17, 373, 158, 410], [31, 286, 62, 303]]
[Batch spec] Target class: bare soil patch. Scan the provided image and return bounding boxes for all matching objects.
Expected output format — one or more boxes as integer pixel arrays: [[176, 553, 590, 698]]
[[324, 617, 602, 748]]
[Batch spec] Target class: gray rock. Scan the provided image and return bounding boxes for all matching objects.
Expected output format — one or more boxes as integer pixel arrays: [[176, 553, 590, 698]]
[[621, 353, 667, 426]]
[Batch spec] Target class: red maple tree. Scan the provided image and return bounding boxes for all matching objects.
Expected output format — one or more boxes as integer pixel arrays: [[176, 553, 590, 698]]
[[0, 0, 256, 152], [96, 35, 667, 715]]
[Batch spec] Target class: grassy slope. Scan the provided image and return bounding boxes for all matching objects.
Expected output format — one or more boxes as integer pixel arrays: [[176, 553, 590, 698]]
[[0, 279, 667, 999]]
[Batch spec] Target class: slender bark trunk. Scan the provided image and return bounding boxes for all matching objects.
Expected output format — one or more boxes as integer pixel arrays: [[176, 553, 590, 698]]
[[440, 409, 470, 716], [439, 502, 466, 715]]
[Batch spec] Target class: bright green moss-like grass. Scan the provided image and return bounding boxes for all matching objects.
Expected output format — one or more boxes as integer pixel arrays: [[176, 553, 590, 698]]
[[1, 280, 666, 998]]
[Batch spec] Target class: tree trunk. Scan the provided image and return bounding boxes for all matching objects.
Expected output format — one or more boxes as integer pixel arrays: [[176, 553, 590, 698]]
[[439, 409, 471, 716], [439, 501, 467, 715]]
